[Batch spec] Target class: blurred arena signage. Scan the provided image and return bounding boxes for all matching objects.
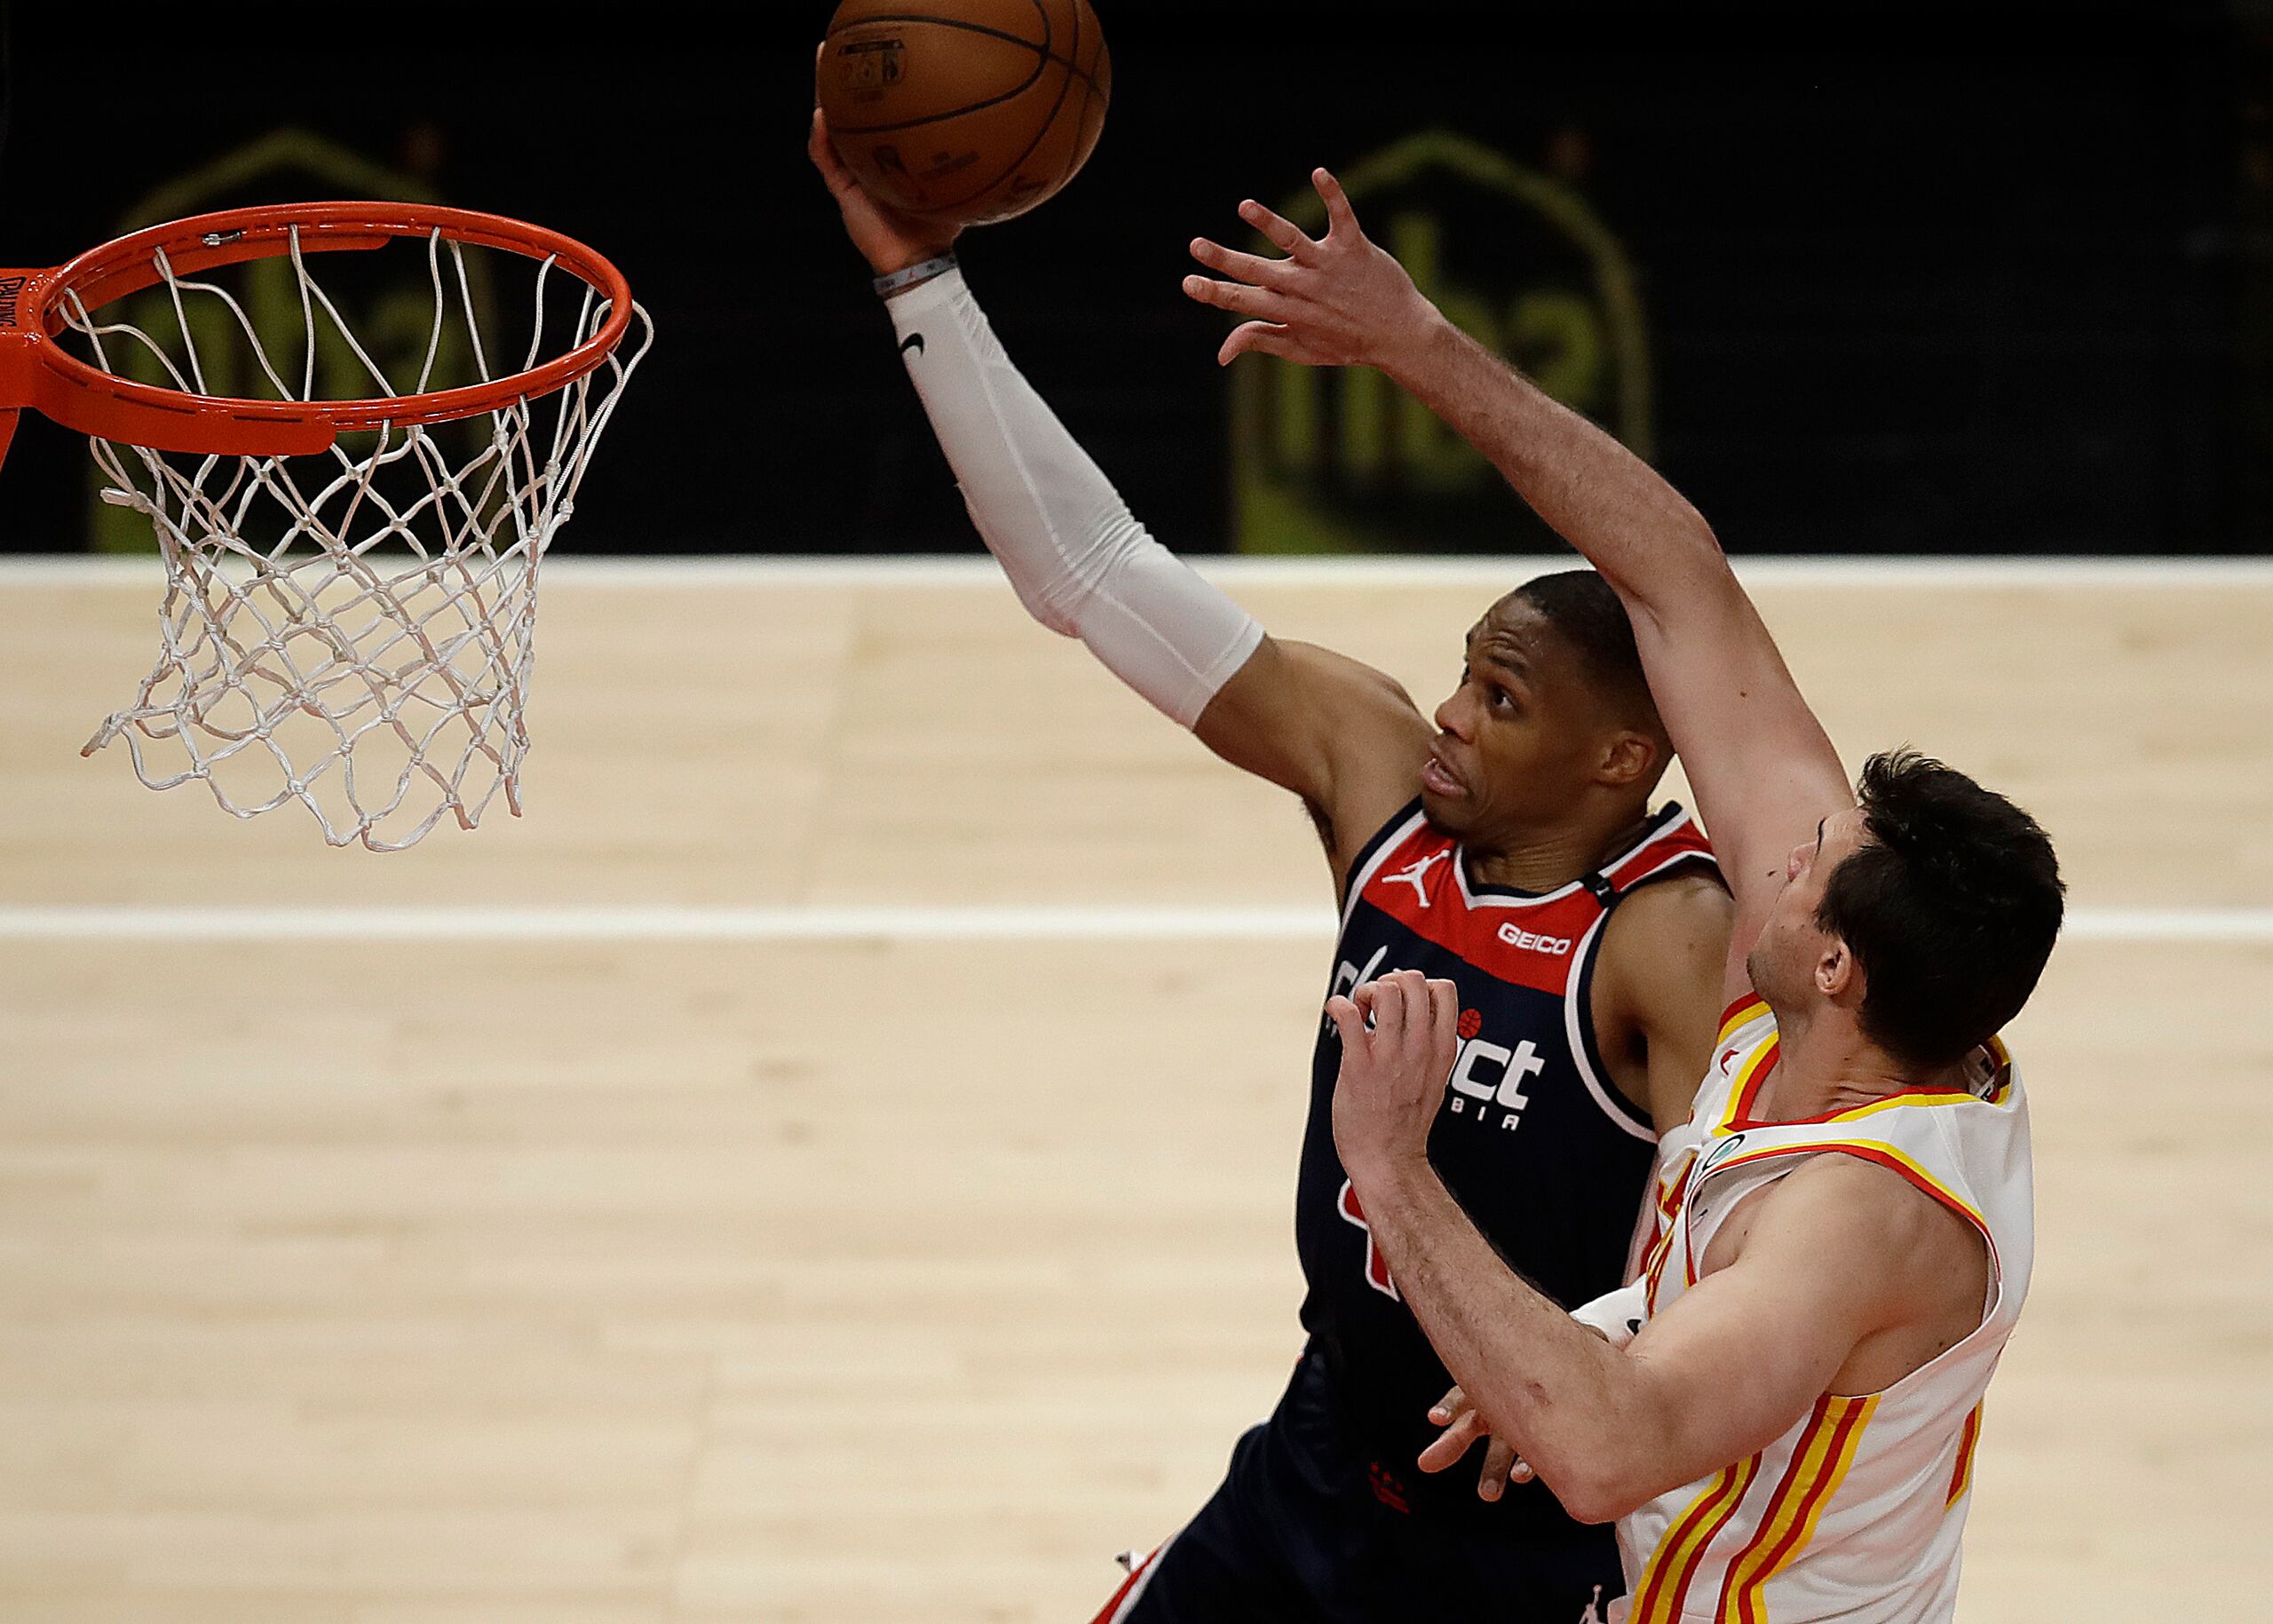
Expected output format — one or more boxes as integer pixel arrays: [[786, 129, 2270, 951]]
[[89, 131, 490, 552], [1231, 131, 1651, 555]]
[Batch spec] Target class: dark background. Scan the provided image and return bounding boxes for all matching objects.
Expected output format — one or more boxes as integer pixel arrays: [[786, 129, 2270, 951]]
[[0, 0, 2265, 556]]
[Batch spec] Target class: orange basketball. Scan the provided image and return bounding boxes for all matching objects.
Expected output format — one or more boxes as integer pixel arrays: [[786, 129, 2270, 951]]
[[818, 0, 1112, 228]]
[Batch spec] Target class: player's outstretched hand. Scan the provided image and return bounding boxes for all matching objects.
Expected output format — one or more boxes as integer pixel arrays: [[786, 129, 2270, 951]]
[[1420, 1382, 1535, 1501], [1325, 969, 1460, 1183], [1182, 170, 1443, 370], [808, 108, 962, 278]]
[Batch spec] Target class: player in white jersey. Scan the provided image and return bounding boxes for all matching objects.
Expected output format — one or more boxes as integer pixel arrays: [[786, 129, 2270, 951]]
[[1181, 172, 2064, 1621], [1588, 999, 2027, 1623]]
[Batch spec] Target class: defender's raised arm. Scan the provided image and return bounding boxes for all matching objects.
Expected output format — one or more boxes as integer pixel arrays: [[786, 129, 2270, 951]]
[[1184, 174, 1851, 976]]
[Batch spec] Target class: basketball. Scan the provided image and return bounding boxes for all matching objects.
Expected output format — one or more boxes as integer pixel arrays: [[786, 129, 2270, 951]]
[[818, 0, 1111, 227]]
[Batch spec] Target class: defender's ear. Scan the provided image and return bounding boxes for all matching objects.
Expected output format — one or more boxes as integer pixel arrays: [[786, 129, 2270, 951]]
[[1816, 939, 1862, 1002]]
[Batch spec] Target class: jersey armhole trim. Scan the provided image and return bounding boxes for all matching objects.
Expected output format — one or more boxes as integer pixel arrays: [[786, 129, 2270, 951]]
[[1694, 1137, 2011, 1402], [1599, 802, 1704, 884], [1337, 798, 1428, 931], [1567, 906, 1659, 1143], [1571, 849, 1727, 1143], [1616, 849, 1725, 901]]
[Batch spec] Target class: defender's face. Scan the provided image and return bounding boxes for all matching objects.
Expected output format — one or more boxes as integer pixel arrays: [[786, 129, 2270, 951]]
[[1746, 806, 1868, 1006], [1420, 603, 1623, 844]]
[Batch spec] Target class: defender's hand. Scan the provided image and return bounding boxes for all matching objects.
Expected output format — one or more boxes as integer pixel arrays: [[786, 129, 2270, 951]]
[[1182, 169, 1444, 370], [1419, 1383, 1535, 1501], [1326, 969, 1460, 1184], [808, 108, 962, 278]]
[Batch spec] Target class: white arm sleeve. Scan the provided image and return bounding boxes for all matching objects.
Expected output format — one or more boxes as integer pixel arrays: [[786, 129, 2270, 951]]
[[886, 268, 1264, 728]]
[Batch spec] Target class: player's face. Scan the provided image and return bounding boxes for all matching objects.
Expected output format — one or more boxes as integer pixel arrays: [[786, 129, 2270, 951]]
[[1746, 807, 1869, 1009], [1422, 605, 1631, 844]]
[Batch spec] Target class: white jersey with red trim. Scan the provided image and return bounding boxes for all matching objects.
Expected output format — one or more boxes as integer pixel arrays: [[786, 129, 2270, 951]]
[[1605, 998, 2032, 1624]]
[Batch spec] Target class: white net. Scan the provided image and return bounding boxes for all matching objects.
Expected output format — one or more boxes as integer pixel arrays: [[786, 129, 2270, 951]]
[[62, 223, 652, 851]]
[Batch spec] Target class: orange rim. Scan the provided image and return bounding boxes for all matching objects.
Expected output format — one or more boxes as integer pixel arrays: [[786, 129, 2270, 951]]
[[0, 202, 638, 457]]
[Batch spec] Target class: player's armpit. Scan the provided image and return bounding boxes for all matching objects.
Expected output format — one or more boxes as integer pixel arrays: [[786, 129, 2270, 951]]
[[1195, 636, 1432, 877], [1589, 874, 1735, 1135]]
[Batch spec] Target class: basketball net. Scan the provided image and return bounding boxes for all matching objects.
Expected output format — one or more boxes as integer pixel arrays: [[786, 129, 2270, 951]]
[[64, 224, 652, 851]]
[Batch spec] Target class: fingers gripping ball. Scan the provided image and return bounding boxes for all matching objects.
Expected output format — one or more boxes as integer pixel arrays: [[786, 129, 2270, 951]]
[[818, 0, 1112, 227]]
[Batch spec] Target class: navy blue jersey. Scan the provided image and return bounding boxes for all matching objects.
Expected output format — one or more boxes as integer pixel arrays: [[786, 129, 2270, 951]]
[[1094, 1352, 1631, 1624], [1295, 799, 1719, 1524]]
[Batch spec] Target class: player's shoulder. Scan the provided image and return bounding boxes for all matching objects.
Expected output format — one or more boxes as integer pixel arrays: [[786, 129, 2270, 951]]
[[1272, 638, 1428, 725], [1619, 801, 1719, 869], [1613, 867, 1733, 930], [1598, 870, 1735, 982], [1756, 1144, 1979, 1268]]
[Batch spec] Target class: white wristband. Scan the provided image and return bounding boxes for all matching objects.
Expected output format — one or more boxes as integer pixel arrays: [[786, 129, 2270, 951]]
[[875, 255, 958, 298]]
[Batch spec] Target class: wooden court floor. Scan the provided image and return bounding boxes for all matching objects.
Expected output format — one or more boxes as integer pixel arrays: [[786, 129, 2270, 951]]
[[0, 558, 2267, 1621]]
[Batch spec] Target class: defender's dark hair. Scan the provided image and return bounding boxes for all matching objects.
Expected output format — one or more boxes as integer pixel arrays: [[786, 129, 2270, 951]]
[[1817, 749, 2064, 1070], [1509, 570, 1663, 733]]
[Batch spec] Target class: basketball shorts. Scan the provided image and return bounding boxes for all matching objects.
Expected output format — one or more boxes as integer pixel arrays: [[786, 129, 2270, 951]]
[[1091, 1351, 1622, 1624]]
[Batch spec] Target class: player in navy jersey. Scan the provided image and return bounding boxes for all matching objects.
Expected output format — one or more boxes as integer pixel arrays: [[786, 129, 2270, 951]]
[[812, 115, 1735, 1623]]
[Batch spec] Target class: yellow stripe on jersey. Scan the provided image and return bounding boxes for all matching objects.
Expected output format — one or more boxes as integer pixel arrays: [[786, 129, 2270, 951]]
[[1815, 1042, 2020, 1122], [1810, 1040, 2016, 1121], [1717, 997, 1770, 1047], [1718, 1034, 1782, 1131], [1819, 1089, 1994, 1121], [1629, 1453, 1762, 1624], [1639, 1152, 1699, 1313], [1982, 1034, 2016, 1104], [1643, 1215, 1680, 1313], [1946, 1402, 1984, 1509], [1709, 1138, 1991, 1241], [1714, 1393, 1878, 1623], [1711, 1038, 2021, 1136]]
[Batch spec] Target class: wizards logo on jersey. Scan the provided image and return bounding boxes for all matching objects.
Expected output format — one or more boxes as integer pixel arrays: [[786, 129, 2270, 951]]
[[1445, 1005, 1549, 1130], [1323, 974, 1553, 1135]]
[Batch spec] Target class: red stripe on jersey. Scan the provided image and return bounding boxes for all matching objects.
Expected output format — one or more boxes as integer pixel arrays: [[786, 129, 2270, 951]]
[[1725, 1038, 1782, 1129], [1355, 809, 1715, 997], [1642, 1157, 1695, 1311], [1721, 994, 1769, 1034], [1629, 1452, 1762, 1623], [1089, 1546, 1160, 1624], [1946, 1403, 1984, 1508], [1718, 1396, 1873, 1624]]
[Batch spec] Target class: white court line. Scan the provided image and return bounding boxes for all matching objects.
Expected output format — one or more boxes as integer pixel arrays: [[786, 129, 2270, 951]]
[[3, 555, 2272, 590], [543, 555, 2273, 590], [0, 906, 1330, 942], [0, 905, 2262, 944]]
